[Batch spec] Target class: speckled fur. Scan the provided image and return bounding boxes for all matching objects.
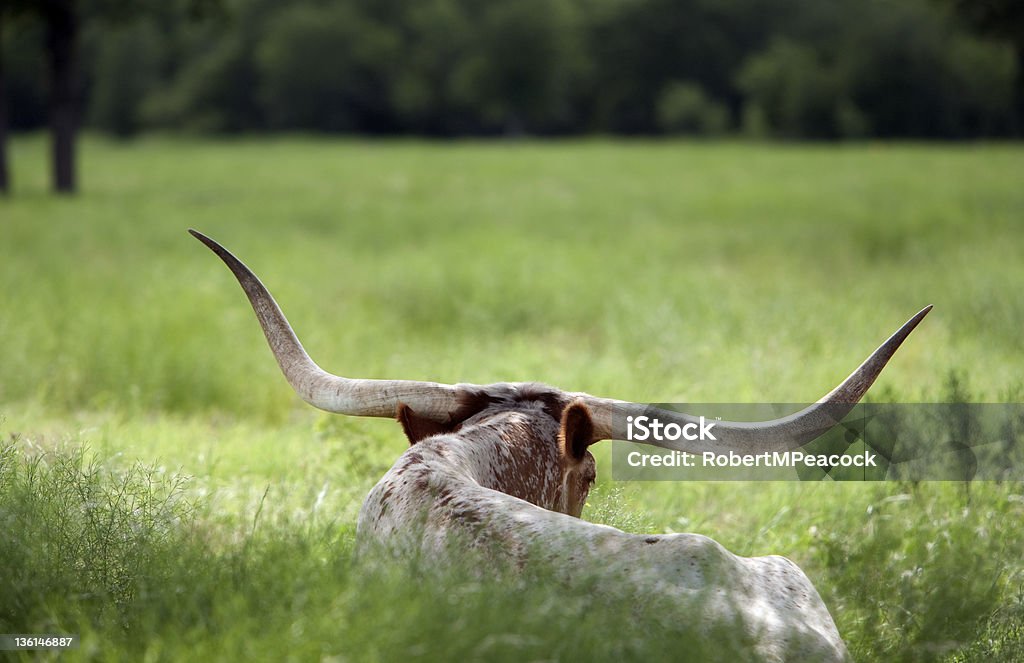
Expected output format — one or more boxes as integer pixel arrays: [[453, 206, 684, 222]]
[[356, 387, 850, 663]]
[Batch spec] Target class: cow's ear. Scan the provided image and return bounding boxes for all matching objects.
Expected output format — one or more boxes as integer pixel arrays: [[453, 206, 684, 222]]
[[559, 399, 597, 463], [397, 403, 449, 445]]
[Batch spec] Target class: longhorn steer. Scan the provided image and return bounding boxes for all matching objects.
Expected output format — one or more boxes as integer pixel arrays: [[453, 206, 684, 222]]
[[191, 229, 930, 662]]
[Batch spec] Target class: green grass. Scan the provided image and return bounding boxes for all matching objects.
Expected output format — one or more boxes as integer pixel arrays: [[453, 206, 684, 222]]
[[1, 134, 1023, 661]]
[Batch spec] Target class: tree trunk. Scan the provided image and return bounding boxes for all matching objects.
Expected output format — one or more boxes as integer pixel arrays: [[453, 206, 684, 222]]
[[0, 12, 10, 195], [1015, 46, 1024, 137], [45, 0, 78, 194]]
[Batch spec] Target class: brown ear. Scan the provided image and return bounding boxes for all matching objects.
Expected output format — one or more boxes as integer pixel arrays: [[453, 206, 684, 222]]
[[397, 403, 449, 445], [559, 399, 597, 463]]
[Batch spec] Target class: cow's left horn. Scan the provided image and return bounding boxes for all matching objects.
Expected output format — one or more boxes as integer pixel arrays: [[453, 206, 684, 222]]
[[191, 229, 472, 422]]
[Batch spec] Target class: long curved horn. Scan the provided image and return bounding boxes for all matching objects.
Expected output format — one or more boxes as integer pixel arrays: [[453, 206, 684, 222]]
[[190, 229, 469, 421], [579, 306, 931, 453], [193, 229, 928, 451]]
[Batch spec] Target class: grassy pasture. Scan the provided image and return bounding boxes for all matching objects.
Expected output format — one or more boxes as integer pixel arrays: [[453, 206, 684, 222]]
[[1, 135, 1023, 661]]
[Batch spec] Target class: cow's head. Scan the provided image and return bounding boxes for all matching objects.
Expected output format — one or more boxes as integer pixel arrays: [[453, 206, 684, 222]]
[[396, 384, 598, 517]]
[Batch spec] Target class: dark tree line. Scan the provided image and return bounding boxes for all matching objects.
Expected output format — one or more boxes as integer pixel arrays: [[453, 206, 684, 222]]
[[0, 0, 217, 194], [1, 0, 1021, 193]]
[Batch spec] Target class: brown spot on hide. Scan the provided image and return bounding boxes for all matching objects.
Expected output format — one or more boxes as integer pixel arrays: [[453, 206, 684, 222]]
[[436, 488, 455, 508]]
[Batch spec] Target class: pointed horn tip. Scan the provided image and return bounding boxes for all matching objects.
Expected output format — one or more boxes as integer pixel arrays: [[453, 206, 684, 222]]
[[188, 229, 234, 260], [188, 228, 217, 247], [907, 304, 933, 328], [188, 228, 213, 246], [878, 305, 932, 355]]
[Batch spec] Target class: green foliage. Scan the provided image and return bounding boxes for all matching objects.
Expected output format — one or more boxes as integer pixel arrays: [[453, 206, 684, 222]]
[[835, 0, 1016, 139], [738, 39, 855, 139], [735, 0, 1018, 140], [814, 485, 1021, 660], [0, 437, 197, 632], [656, 81, 730, 135], [386, 0, 481, 134], [1, 17, 47, 131], [5, 0, 1021, 137], [142, 34, 261, 133], [88, 22, 163, 137], [458, 0, 589, 133], [946, 0, 1024, 46], [256, 4, 399, 132]]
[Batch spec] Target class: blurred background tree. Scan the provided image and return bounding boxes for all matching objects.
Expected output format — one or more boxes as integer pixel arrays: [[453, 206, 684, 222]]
[[944, 0, 1024, 132], [0, 10, 8, 193], [0, 0, 220, 194], [1, 0, 1020, 190]]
